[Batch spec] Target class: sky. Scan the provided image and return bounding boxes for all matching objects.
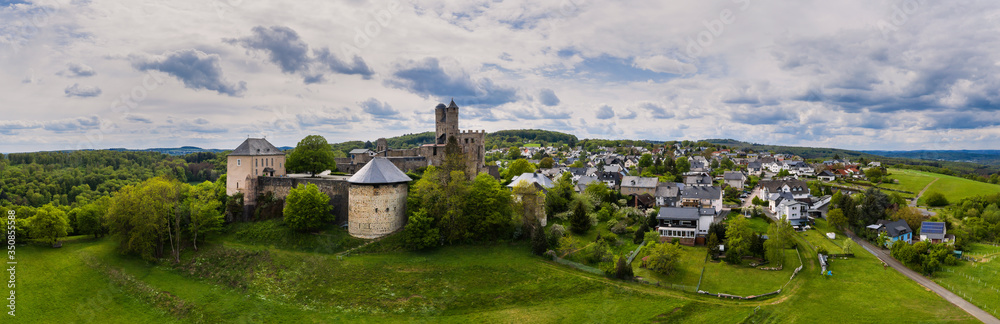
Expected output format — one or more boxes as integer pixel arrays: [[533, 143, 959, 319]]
[[2, 0, 1000, 153]]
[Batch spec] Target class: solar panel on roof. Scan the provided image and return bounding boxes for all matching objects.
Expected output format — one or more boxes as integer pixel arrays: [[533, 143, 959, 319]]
[[921, 222, 945, 234]]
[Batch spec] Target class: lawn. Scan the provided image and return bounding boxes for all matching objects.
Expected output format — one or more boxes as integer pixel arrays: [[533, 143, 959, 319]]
[[20, 238, 757, 323], [633, 244, 707, 291], [799, 220, 849, 255], [699, 249, 800, 296], [883, 168, 1000, 205], [18, 224, 979, 323], [725, 213, 771, 234], [881, 168, 938, 196], [934, 243, 1000, 319], [747, 230, 976, 322], [924, 173, 1000, 204]]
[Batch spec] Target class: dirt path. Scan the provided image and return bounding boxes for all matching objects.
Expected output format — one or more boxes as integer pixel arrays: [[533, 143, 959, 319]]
[[911, 178, 940, 207], [847, 231, 999, 324]]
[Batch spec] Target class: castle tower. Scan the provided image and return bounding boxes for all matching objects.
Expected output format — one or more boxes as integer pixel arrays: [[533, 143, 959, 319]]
[[435, 99, 460, 144], [346, 157, 412, 239]]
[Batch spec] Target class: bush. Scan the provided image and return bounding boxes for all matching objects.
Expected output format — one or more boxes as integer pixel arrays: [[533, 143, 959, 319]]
[[924, 192, 949, 207], [531, 224, 549, 256], [282, 183, 332, 232], [614, 256, 634, 280], [816, 246, 829, 255]]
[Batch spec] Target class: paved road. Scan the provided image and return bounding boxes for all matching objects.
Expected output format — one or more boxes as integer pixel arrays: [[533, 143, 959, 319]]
[[847, 232, 1000, 324], [908, 178, 940, 217]]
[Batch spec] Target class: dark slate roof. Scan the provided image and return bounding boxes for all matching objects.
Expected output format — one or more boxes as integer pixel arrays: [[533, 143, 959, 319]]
[[655, 182, 682, 198], [748, 161, 763, 169], [657, 207, 702, 220], [597, 171, 622, 183], [881, 219, 912, 237], [760, 179, 809, 193], [347, 157, 412, 184], [681, 186, 722, 200], [723, 171, 746, 180], [229, 138, 285, 156], [817, 170, 835, 177]]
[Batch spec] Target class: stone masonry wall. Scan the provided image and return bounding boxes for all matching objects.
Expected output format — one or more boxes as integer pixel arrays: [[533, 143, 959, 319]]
[[348, 183, 408, 239], [255, 177, 350, 223]]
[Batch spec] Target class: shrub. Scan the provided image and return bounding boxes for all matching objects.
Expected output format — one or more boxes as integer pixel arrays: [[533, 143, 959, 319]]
[[283, 183, 332, 232], [614, 256, 634, 280], [924, 192, 949, 207]]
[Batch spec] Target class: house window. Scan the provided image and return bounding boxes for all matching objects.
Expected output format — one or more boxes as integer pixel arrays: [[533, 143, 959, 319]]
[[237, 159, 241, 166]]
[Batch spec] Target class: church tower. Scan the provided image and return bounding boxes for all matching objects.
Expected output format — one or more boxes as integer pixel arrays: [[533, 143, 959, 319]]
[[435, 99, 460, 144]]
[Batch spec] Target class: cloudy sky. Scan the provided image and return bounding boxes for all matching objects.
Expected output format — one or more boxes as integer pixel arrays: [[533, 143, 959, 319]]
[[2, 0, 999, 153]]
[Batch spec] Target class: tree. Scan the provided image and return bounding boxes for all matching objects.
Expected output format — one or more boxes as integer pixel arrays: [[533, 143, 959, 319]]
[[546, 172, 575, 215], [283, 183, 332, 232], [286, 135, 337, 177], [584, 181, 613, 205], [466, 173, 515, 241], [503, 159, 536, 181], [404, 209, 439, 250], [725, 215, 753, 264], [764, 217, 793, 266], [859, 188, 890, 226], [187, 181, 224, 251], [615, 255, 634, 280], [539, 157, 554, 169], [569, 195, 592, 234], [827, 208, 847, 230], [892, 207, 924, 233], [29, 204, 70, 246], [646, 242, 682, 275], [675, 157, 690, 174], [865, 168, 885, 183], [838, 194, 858, 228], [531, 222, 548, 256], [75, 196, 111, 238], [107, 177, 183, 262], [707, 232, 721, 256], [776, 169, 791, 178], [638, 154, 653, 169], [506, 147, 523, 160], [924, 192, 949, 207]]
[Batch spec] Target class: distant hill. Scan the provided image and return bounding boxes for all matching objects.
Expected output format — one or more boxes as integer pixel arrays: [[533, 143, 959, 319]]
[[335, 129, 581, 150], [107, 147, 230, 156], [861, 150, 1000, 165], [704, 139, 1000, 175]]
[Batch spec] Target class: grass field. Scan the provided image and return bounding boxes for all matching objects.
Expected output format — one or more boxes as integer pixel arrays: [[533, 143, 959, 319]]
[[934, 243, 1000, 319], [17, 221, 980, 323], [725, 213, 771, 234], [699, 249, 800, 296], [883, 168, 1000, 205], [633, 244, 706, 291]]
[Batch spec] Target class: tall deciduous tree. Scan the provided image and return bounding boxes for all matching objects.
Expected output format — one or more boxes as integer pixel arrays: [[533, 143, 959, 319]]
[[108, 177, 183, 262], [75, 196, 110, 238], [545, 172, 574, 215], [466, 173, 514, 241], [29, 204, 71, 246], [725, 215, 753, 264], [503, 159, 536, 181], [827, 208, 847, 230], [539, 157, 554, 169], [283, 183, 332, 232], [187, 181, 224, 251], [286, 135, 337, 177]]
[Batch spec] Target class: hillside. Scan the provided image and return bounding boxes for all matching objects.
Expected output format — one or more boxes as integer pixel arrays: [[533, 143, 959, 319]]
[[705, 139, 1000, 176], [862, 150, 1000, 165], [334, 129, 581, 150]]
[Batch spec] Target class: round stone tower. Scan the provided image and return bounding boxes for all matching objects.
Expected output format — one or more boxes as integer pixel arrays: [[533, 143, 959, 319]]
[[346, 157, 412, 239]]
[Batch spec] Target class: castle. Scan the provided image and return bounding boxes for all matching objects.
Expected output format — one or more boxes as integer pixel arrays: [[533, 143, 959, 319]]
[[228, 100, 493, 239], [336, 100, 495, 178]]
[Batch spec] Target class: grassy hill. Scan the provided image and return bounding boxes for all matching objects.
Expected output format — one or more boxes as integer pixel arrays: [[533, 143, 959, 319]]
[[18, 218, 978, 323], [884, 168, 1000, 205]]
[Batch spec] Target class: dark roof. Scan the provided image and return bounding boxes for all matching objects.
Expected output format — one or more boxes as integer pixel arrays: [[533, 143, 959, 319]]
[[229, 138, 285, 156], [655, 182, 682, 198], [347, 157, 412, 184], [349, 149, 373, 154], [447, 99, 458, 109], [817, 170, 835, 177], [881, 219, 912, 237], [597, 171, 622, 183], [723, 171, 746, 180], [760, 179, 809, 193], [681, 186, 722, 200], [657, 207, 702, 220], [921, 222, 946, 235]]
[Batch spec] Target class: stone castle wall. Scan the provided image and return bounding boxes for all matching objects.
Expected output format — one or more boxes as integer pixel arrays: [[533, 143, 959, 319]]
[[254, 177, 350, 223], [348, 183, 408, 239]]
